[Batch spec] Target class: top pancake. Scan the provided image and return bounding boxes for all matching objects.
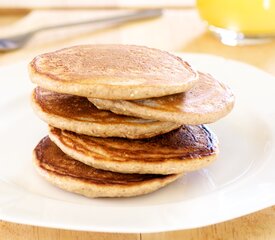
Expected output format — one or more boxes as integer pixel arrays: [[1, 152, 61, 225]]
[[90, 72, 235, 125], [28, 45, 198, 100]]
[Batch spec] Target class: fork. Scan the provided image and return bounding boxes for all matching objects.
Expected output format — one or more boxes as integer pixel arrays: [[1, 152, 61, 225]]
[[0, 9, 162, 52]]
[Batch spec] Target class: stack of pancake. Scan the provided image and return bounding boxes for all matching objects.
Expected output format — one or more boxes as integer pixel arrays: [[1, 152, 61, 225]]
[[29, 45, 234, 198]]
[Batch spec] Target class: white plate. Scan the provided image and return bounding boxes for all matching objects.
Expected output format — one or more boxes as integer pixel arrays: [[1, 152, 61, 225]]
[[0, 53, 274, 233]]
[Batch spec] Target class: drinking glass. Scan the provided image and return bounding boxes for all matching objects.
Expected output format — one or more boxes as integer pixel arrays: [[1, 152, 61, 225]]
[[197, 0, 275, 45]]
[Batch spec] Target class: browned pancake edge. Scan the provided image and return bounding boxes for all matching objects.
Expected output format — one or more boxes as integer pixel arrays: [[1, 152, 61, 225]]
[[49, 125, 219, 175], [31, 87, 181, 139], [33, 137, 182, 198]]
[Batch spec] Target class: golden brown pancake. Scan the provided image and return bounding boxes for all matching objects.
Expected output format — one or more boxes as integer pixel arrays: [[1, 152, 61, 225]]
[[33, 137, 182, 198], [31, 87, 181, 139], [89, 72, 235, 125], [49, 125, 219, 175], [29, 45, 198, 100]]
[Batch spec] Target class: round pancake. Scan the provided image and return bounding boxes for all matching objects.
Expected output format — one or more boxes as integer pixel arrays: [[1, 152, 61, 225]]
[[49, 125, 219, 175], [33, 137, 181, 198], [89, 72, 235, 125], [29, 45, 198, 100], [31, 87, 181, 139]]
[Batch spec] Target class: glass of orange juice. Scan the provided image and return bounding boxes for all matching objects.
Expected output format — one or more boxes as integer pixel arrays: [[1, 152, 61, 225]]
[[197, 0, 275, 45]]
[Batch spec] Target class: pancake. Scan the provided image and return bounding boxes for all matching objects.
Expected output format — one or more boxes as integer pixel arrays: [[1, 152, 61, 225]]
[[28, 45, 198, 100], [33, 137, 182, 198], [31, 87, 181, 139], [49, 125, 219, 175], [89, 72, 235, 125]]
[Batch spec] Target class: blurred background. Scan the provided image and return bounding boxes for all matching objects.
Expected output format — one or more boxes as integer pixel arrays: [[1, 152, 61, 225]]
[[0, 0, 275, 76]]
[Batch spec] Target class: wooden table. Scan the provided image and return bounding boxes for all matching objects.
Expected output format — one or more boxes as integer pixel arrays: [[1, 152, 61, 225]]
[[1, 8, 275, 240]]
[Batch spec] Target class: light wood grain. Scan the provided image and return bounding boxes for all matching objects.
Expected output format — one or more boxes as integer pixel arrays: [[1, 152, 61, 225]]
[[143, 206, 275, 240], [0, 0, 195, 10], [0, 9, 274, 240], [0, 221, 140, 240]]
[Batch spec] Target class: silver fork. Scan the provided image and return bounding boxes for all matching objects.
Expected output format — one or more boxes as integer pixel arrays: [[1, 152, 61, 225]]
[[0, 9, 162, 52]]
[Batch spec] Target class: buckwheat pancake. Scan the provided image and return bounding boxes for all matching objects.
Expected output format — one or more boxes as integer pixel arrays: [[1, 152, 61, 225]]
[[31, 87, 180, 139], [49, 125, 219, 175], [29, 45, 198, 100], [33, 137, 181, 198], [89, 72, 235, 125]]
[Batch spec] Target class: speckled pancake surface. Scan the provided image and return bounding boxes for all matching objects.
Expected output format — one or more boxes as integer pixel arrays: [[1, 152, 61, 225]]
[[31, 87, 180, 139], [33, 137, 181, 198], [29, 45, 198, 100], [89, 72, 235, 124], [49, 125, 219, 175]]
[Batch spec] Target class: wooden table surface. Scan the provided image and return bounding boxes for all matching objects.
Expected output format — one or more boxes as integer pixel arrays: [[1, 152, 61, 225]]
[[1, 8, 275, 240]]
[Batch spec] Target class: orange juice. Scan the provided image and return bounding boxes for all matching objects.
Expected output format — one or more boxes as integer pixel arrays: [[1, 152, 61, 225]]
[[197, 0, 275, 35]]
